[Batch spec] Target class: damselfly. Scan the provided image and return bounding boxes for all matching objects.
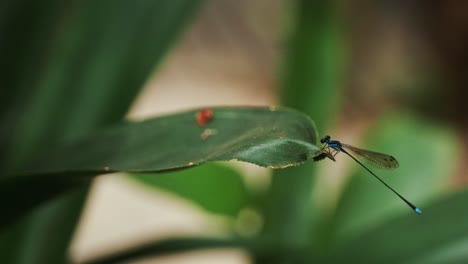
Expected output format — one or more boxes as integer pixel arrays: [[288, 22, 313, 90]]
[[319, 135, 421, 214]]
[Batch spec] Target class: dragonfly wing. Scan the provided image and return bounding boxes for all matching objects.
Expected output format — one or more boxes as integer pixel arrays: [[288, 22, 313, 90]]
[[340, 143, 399, 169]]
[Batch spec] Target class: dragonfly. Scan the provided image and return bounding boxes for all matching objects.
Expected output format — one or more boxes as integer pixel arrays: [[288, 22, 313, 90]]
[[319, 135, 422, 214]]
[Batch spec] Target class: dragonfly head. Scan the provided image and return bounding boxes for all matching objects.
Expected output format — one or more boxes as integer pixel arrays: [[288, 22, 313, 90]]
[[320, 135, 331, 144]]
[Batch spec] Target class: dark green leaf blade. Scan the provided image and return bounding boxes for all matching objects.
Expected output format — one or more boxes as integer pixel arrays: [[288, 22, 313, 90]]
[[0, 1, 203, 263], [1, 107, 320, 229], [17, 107, 319, 174]]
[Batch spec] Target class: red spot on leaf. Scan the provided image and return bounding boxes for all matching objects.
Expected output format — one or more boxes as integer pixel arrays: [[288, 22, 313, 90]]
[[196, 109, 213, 126]]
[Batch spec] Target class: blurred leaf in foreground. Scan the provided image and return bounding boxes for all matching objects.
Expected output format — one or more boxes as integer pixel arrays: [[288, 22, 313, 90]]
[[0, 1, 203, 263]]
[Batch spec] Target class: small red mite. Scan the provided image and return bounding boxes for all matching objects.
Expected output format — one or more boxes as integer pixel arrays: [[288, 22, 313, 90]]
[[196, 108, 213, 126]]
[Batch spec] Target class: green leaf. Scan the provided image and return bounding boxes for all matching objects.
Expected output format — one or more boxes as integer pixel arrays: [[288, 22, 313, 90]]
[[327, 190, 468, 263], [261, 0, 346, 257], [331, 113, 458, 240], [0, 1, 203, 263], [0, 0, 69, 167], [279, 1, 345, 130], [127, 163, 249, 217], [19, 107, 319, 174], [6, 0, 203, 169], [2, 107, 320, 229]]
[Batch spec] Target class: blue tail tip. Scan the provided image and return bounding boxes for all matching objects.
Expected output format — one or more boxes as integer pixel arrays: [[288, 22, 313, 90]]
[[415, 208, 422, 214]]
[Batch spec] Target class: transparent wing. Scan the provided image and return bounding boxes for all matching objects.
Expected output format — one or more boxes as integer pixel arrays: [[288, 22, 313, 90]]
[[340, 143, 399, 169]]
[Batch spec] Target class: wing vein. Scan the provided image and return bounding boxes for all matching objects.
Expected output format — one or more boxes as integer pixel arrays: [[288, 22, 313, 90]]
[[340, 143, 399, 169]]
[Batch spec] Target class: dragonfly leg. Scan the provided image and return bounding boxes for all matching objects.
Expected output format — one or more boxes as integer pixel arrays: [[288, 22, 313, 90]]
[[321, 144, 330, 153], [331, 149, 340, 157]]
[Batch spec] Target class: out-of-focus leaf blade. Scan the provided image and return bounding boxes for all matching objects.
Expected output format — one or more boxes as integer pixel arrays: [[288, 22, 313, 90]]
[[83, 237, 250, 264], [331, 113, 458, 240], [1, 107, 320, 229], [279, 1, 345, 130], [327, 191, 468, 263], [261, 0, 346, 261], [6, 0, 203, 169], [0, 0, 68, 167], [0, 1, 203, 263], [128, 163, 249, 217]]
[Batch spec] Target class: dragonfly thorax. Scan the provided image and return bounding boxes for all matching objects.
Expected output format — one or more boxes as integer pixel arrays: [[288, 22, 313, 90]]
[[328, 140, 342, 150], [321, 135, 341, 150]]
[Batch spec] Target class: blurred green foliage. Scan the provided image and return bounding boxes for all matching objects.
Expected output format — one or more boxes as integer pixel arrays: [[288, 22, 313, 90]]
[[1, 0, 467, 264], [128, 163, 249, 217], [0, 107, 321, 230], [259, 1, 345, 262], [0, 0, 202, 263], [332, 114, 457, 239]]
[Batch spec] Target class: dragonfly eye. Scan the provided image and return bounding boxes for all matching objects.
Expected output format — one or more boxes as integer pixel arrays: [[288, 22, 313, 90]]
[[320, 135, 330, 144]]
